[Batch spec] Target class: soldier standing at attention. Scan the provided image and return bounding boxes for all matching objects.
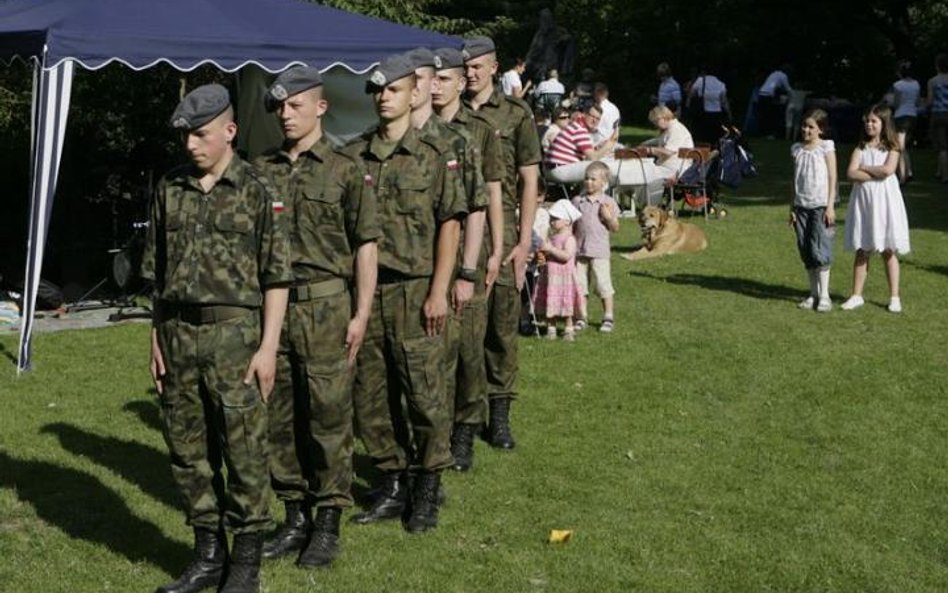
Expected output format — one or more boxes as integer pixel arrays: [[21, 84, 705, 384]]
[[350, 47, 489, 478], [254, 67, 379, 568], [462, 37, 542, 450], [143, 84, 292, 593], [431, 47, 505, 472], [347, 54, 467, 532]]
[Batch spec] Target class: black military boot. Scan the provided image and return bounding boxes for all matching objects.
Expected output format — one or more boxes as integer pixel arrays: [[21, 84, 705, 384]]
[[154, 527, 227, 593], [261, 500, 311, 560], [297, 507, 341, 568], [488, 398, 516, 449], [349, 473, 407, 524], [404, 472, 441, 534], [450, 423, 478, 472], [219, 533, 263, 593]]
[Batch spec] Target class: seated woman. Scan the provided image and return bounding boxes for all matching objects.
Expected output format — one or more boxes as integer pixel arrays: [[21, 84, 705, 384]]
[[637, 105, 695, 179]]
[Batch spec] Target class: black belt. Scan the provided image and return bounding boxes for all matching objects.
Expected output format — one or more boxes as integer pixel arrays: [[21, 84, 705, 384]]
[[288, 278, 347, 303], [377, 269, 419, 285], [158, 303, 255, 325]]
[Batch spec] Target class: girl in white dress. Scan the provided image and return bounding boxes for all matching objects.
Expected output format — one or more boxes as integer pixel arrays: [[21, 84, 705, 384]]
[[842, 104, 911, 313], [790, 109, 837, 312]]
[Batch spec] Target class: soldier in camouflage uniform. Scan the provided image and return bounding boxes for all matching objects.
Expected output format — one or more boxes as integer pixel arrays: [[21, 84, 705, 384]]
[[462, 37, 543, 450], [346, 54, 467, 533], [142, 84, 292, 593], [253, 67, 380, 568], [431, 47, 505, 472]]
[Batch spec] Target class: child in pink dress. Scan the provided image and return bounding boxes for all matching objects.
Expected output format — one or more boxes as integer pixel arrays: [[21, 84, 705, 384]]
[[535, 199, 585, 341]]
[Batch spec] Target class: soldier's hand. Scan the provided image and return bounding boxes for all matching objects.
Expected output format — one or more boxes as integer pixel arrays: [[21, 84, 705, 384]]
[[503, 244, 529, 291], [345, 315, 369, 369], [452, 279, 474, 316], [485, 254, 501, 297], [423, 293, 448, 337], [244, 348, 278, 402], [150, 329, 165, 395]]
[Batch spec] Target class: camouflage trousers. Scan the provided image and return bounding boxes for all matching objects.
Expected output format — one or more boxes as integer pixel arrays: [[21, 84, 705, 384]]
[[352, 276, 452, 473], [485, 282, 521, 401], [155, 311, 271, 534], [269, 286, 354, 509], [445, 291, 489, 425]]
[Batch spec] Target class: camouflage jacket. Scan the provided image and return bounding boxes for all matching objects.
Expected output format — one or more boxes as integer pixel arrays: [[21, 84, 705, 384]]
[[254, 137, 380, 284], [341, 126, 467, 278], [141, 155, 292, 306], [419, 116, 488, 213], [464, 87, 542, 211]]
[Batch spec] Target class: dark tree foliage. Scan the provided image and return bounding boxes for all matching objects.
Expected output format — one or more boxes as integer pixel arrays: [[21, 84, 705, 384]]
[[0, 0, 945, 291]]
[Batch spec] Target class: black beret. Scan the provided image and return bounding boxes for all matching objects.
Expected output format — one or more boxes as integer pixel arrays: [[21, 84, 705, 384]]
[[405, 47, 440, 70], [365, 54, 416, 93], [461, 37, 495, 62], [434, 48, 464, 70], [266, 66, 323, 111], [170, 84, 231, 130]]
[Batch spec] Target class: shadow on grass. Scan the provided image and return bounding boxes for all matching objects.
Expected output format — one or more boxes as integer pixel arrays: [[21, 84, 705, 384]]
[[632, 271, 801, 301], [40, 422, 179, 510], [123, 398, 163, 433], [0, 340, 16, 366], [0, 450, 189, 574], [904, 260, 948, 278]]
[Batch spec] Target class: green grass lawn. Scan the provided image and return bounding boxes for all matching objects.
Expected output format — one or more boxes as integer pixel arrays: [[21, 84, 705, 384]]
[[2, 137, 948, 592]]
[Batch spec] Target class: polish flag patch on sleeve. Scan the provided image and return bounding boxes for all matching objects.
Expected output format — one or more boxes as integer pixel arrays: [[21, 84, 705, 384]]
[[272, 201, 286, 213], [447, 159, 460, 171], [364, 174, 374, 186]]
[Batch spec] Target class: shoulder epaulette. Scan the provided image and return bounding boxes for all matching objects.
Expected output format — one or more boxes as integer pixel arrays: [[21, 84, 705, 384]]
[[503, 94, 534, 117], [419, 126, 455, 155]]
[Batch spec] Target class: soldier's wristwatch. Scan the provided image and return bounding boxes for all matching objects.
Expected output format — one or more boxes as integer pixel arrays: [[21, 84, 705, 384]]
[[458, 267, 478, 283]]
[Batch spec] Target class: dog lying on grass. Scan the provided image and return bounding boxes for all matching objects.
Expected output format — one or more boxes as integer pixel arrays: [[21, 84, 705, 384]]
[[620, 206, 708, 261]]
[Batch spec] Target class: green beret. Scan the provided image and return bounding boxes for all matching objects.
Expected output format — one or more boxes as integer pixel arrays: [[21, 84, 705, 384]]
[[406, 47, 440, 70], [434, 48, 464, 70], [170, 84, 231, 130], [461, 37, 495, 62], [365, 54, 416, 94], [266, 66, 323, 111]]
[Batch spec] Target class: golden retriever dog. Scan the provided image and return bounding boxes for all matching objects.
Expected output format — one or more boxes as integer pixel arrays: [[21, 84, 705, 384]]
[[620, 206, 707, 261]]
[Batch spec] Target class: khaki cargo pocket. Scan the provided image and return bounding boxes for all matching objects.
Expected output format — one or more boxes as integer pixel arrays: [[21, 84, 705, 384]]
[[221, 382, 267, 463], [401, 335, 442, 403]]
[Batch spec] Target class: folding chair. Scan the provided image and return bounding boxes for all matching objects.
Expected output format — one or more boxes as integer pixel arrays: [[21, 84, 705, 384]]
[[666, 145, 715, 219]]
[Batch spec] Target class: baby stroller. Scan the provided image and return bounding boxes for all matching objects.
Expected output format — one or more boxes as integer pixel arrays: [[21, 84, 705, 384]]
[[519, 229, 546, 337], [665, 126, 757, 218]]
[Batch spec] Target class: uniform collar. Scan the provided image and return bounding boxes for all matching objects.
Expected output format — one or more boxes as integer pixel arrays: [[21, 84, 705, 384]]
[[179, 154, 245, 190], [365, 126, 420, 160], [271, 136, 332, 164]]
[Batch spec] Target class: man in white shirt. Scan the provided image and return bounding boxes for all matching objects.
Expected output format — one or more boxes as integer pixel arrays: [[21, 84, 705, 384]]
[[534, 69, 565, 112], [501, 58, 531, 98], [594, 83, 621, 140]]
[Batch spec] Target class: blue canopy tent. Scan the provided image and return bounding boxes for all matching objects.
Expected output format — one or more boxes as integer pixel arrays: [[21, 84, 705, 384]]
[[0, 0, 457, 372]]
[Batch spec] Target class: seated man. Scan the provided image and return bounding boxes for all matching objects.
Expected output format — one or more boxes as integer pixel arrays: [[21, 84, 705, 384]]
[[593, 83, 621, 141], [534, 69, 566, 113], [545, 104, 618, 169], [637, 105, 695, 179]]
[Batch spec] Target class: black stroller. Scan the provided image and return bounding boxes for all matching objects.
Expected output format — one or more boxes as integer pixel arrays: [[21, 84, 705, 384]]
[[665, 126, 757, 218]]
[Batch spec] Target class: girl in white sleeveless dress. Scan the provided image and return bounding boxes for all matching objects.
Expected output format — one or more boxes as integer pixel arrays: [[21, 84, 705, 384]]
[[842, 104, 910, 313]]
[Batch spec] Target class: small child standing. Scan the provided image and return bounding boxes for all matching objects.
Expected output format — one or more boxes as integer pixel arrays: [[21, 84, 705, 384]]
[[535, 199, 584, 341], [790, 109, 837, 312], [571, 161, 620, 332], [842, 103, 911, 312]]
